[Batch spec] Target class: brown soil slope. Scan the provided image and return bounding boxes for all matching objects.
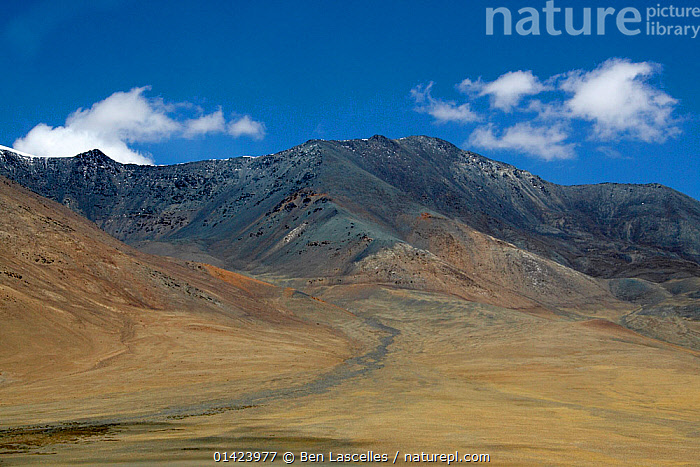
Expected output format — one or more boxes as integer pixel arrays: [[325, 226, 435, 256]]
[[0, 176, 370, 427]]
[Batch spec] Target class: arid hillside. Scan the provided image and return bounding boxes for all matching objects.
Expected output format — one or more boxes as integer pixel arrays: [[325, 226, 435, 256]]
[[0, 175, 373, 432]]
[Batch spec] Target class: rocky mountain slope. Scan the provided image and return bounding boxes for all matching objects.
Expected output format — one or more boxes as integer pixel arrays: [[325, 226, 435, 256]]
[[2, 136, 698, 282], [1, 136, 699, 319]]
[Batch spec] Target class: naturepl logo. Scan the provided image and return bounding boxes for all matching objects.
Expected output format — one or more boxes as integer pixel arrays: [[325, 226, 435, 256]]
[[486, 1, 700, 38]]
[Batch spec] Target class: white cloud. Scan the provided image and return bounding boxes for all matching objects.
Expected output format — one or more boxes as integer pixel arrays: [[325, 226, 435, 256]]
[[410, 82, 479, 124], [13, 123, 153, 165], [455, 77, 481, 94], [459, 71, 547, 111], [413, 58, 681, 161], [183, 108, 226, 138], [13, 87, 266, 164], [469, 123, 576, 161], [227, 115, 266, 140], [561, 58, 679, 142], [65, 87, 179, 144], [524, 99, 563, 121]]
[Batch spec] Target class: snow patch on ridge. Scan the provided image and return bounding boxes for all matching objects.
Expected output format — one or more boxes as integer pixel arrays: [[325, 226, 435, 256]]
[[0, 145, 41, 159]]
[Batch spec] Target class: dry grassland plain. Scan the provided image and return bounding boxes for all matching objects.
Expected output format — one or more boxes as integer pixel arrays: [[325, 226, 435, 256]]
[[2, 285, 699, 466]]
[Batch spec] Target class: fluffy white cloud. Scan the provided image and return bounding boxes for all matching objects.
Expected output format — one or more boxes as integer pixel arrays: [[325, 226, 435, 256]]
[[413, 59, 681, 161], [64, 87, 179, 144], [469, 123, 576, 161], [459, 71, 547, 111], [410, 82, 479, 124], [13, 123, 153, 165], [561, 58, 679, 142], [183, 109, 226, 138], [227, 115, 266, 140], [13, 87, 266, 164]]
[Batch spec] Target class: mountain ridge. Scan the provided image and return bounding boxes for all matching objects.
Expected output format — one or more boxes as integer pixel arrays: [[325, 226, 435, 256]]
[[1, 135, 699, 285]]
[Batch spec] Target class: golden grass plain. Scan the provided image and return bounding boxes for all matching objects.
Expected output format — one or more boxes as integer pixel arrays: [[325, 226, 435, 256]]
[[3, 285, 698, 466]]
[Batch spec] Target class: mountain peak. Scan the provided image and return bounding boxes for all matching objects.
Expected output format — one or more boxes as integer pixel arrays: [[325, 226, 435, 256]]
[[368, 134, 392, 142], [74, 149, 117, 165]]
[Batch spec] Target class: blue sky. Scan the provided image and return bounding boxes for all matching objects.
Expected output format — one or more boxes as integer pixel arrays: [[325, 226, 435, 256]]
[[1, 0, 699, 199]]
